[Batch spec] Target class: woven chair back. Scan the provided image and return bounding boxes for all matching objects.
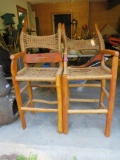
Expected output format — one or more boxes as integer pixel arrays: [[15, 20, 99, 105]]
[[66, 37, 100, 52], [20, 29, 61, 53], [64, 24, 105, 54]]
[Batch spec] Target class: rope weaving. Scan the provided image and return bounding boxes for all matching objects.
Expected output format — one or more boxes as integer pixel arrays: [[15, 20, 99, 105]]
[[66, 36, 100, 52], [20, 32, 59, 52], [67, 67, 112, 79], [16, 67, 58, 81]]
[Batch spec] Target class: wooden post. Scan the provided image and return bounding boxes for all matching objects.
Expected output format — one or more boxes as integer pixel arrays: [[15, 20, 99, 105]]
[[62, 74, 69, 134], [56, 75, 63, 133], [105, 56, 118, 137]]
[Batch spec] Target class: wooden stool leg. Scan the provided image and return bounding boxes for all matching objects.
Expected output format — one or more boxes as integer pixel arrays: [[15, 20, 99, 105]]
[[105, 78, 117, 137], [62, 74, 69, 134], [56, 76, 63, 133], [99, 79, 106, 109], [105, 56, 118, 137], [13, 80, 26, 129], [27, 81, 34, 113]]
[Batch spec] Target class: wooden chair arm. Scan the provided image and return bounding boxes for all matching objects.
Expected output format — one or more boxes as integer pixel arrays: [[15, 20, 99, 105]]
[[71, 52, 102, 68], [10, 52, 26, 76], [101, 49, 119, 57], [71, 49, 119, 68], [10, 52, 26, 60], [101, 50, 119, 72]]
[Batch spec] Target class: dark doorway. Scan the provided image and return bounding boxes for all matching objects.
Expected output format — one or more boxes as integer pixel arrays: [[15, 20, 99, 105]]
[[16, 5, 28, 29], [53, 14, 72, 38]]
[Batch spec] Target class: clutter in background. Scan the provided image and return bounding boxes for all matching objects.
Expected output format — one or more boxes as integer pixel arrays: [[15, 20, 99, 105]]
[[101, 24, 120, 51]]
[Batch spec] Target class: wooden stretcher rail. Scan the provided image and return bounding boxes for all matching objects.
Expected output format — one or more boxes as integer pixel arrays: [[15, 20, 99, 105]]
[[68, 109, 108, 114], [70, 98, 100, 103], [21, 107, 58, 112]]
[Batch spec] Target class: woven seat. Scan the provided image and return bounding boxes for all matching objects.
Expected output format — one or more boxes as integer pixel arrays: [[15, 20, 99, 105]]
[[10, 23, 63, 133], [67, 67, 112, 80], [62, 24, 119, 137], [16, 67, 60, 81]]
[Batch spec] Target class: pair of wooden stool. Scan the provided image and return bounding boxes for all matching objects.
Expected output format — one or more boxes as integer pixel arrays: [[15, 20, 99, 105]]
[[10, 23, 119, 137]]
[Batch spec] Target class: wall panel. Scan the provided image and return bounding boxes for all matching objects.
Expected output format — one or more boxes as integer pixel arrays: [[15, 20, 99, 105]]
[[89, 2, 120, 34], [32, 1, 89, 36], [0, 0, 28, 30], [32, 1, 120, 37]]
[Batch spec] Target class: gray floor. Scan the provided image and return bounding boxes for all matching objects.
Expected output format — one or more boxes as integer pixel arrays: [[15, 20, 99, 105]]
[[0, 67, 120, 160]]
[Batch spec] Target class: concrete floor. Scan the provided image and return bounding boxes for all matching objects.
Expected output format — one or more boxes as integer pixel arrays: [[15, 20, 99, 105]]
[[0, 67, 120, 160]]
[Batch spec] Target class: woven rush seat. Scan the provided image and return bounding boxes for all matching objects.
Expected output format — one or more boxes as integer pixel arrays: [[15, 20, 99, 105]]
[[67, 67, 112, 80], [16, 67, 60, 81]]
